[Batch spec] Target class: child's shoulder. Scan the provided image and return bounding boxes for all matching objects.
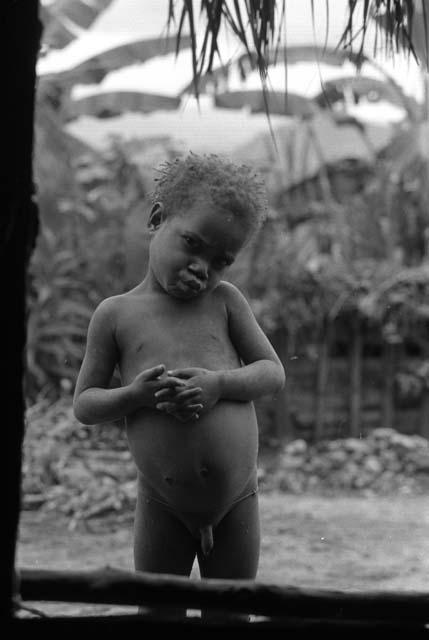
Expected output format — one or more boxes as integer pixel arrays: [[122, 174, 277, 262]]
[[215, 280, 248, 306], [91, 288, 148, 322], [91, 293, 130, 323], [94, 293, 125, 312]]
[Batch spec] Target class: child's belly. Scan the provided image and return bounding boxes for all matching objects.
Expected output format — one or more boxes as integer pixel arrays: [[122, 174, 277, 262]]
[[126, 400, 258, 514]]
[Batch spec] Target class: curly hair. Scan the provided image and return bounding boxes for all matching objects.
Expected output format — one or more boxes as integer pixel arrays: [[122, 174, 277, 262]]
[[152, 152, 268, 234]]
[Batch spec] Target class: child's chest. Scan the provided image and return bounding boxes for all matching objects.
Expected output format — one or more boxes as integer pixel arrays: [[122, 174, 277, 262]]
[[116, 296, 239, 374]]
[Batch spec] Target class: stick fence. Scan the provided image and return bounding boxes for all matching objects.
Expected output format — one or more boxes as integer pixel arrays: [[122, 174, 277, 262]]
[[18, 567, 429, 624]]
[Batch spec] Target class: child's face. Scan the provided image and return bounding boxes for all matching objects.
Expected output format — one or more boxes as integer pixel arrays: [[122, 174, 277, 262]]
[[148, 195, 251, 299]]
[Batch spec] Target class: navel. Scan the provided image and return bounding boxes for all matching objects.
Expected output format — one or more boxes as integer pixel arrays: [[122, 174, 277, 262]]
[[200, 467, 209, 479], [164, 476, 174, 485]]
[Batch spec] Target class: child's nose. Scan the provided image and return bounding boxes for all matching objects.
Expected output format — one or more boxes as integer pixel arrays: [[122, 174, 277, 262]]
[[188, 260, 208, 280]]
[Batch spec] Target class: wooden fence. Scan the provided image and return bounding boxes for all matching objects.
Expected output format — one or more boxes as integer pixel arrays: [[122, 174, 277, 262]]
[[266, 329, 429, 443], [16, 567, 429, 631]]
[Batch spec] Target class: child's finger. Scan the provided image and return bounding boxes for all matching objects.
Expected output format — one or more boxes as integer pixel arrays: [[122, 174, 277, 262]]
[[155, 402, 176, 412], [157, 376, 186, 390], [167, 368, 199, 379], [179, 403, 203, 412], [157, 401, 203, 413], [173, 387, 202, 402], [154, 387, 177, 400], [141, 364, 165, 380]]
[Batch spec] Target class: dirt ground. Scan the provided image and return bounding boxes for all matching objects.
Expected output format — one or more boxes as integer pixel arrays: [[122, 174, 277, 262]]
[[16, 490, 429, 617]]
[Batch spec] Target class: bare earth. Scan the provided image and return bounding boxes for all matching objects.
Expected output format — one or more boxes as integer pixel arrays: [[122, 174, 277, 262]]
[[16, 491, 429, 617]]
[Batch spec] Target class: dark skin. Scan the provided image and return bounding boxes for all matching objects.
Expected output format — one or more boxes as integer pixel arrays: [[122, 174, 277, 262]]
[[73, 192, 285, 609], [74, 196, 284, 425]]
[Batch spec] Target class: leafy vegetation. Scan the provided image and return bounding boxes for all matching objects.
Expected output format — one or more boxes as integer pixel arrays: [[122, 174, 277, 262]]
[[32, 0, 429, 434], [28, 121, 429, 416], [241, 156, 429, 348], [167, 0, 428, 96], [27, 141, 149, 399]]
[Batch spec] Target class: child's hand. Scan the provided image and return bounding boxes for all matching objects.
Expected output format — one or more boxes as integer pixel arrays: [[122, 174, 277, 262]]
[[156, 367, 221, 418], [130, 364, 186, 409], [154, 378, 203, 422]]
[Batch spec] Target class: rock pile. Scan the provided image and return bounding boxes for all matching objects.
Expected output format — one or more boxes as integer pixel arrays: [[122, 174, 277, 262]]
[[22, 398, 137, 529], [262, 428, 429, 495], [22, 398, 429, 529]]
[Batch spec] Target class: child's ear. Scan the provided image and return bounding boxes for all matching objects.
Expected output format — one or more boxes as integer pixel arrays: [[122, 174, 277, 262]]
[[148, 202, 166, 231]]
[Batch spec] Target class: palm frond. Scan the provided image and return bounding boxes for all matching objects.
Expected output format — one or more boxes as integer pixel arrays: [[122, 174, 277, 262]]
[[344, 0, 428, 69], [41, 0, 114, 49], [39, 35, 193, 86], [170, 0, 427, 98]]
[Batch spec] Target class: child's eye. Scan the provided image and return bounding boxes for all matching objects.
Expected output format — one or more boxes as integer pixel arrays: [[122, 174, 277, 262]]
[[213, 257, 232, 270], [183, 235, 199, 250]]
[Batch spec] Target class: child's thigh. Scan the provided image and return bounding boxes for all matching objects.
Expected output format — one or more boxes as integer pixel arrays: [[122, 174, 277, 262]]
[[198, 492, 260, 580], [134, 493, 197, 576]]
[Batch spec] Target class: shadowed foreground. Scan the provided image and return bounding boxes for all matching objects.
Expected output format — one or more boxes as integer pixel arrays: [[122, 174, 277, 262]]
[[16, 492, 429, 617]]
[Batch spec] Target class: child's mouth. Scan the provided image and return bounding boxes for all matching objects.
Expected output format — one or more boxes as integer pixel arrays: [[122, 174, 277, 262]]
[[179, 278, 205, 294], [170, 281, 202, 299]]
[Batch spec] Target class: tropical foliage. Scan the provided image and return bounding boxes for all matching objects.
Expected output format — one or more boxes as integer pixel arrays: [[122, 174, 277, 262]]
[[40, 0, 114, 50], [40, 1, 428, 81], [30, 2, 429, 438], [167, 0, 428, 90], [37, 1, 428, 124], [245, 154, 429, 346], [27, 142, 149, 399]]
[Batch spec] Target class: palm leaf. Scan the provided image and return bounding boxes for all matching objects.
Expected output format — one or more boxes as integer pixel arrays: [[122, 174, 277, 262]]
[[171, 1, 425, 92], [41, 0, 114, 50], [371, 0, 429, 69], [214, 89, 317, 116], [313, 74, 421, 120], [39, 35, 193, 86], [66, 90, 181, 120]]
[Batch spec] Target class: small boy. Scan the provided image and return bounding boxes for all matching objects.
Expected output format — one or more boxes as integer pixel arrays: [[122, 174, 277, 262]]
[[73, 153, 285, 611]]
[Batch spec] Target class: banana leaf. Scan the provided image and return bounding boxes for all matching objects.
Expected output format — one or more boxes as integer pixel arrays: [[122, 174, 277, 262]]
[[67, 90, 181, 119], [40, 0, 114, 49]]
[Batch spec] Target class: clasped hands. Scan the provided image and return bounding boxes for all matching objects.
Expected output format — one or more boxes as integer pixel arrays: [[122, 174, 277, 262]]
[[132, 364, 221, 422]]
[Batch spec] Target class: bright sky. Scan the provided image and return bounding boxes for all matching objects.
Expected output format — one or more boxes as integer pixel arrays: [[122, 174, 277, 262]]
[[39, 0, 425, 101]]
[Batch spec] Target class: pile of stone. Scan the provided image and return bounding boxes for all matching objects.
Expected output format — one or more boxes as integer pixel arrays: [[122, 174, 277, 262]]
[[22, 398, 137, 528], [23, 397, 429, 527], [262, 428, 429, 495]]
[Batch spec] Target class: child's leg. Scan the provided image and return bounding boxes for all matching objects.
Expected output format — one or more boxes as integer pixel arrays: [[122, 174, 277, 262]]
[[197, 492, 260, 621], [134, 490, 197, 618]]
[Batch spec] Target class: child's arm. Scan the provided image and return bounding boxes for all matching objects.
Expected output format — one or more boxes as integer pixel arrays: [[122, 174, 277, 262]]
[[162, 283, 285, 413], [73, 298, 183, 425], [217, 282, 285, 400]]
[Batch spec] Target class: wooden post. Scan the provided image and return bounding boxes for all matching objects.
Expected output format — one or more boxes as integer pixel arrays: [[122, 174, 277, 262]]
[[314, 321, 330, 441], [273, 328, 292, 443], [349, 316, 362, 437], [419, 388, 429, 440], [18, 567, 429, 623], [3, 0, 40, 619], [381, 342, 396, 430]]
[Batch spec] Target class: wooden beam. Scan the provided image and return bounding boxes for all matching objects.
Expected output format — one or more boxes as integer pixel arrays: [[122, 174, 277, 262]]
[[420, 388, 429, 439], [3, 0, 40, 619], [349, 316, 362, 437], [314, 323, 330, 441], [19, 568, 429, 622], [381, 342, 396, 430], [8, 614, 429, 632]]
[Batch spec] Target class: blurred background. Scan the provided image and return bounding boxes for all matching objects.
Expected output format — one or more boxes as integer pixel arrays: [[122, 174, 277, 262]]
[[18, 1, 429, 599]]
